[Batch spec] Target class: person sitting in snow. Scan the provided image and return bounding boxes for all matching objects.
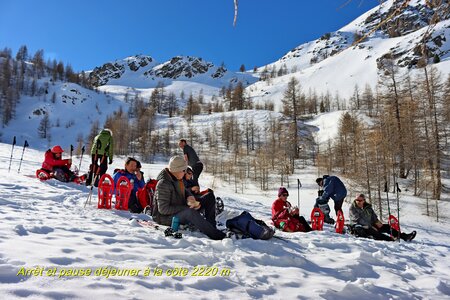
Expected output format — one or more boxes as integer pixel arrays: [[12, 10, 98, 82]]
[[37, 145, 86, 184], [113, 157, 145, 213], [272, 187, 312, 232], [349, 194, 416, 242], [152, 155, 225, 240], [183, 166, 221, 216], [315, 175, 347, 224]]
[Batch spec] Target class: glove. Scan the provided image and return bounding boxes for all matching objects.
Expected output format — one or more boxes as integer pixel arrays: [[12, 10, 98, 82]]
[[109, 159, 113, 165]]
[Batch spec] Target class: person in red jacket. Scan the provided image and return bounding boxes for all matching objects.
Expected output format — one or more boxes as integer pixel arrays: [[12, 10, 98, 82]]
[[272, 187, 312, 232], [38, 145, 85, 184]]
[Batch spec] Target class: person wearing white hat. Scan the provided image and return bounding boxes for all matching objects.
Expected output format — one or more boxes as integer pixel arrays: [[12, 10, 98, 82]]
[[152, 156, 225, 240]]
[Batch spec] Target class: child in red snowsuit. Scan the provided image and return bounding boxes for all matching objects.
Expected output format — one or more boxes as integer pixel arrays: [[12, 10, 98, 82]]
[[272, 187, 312, 232]]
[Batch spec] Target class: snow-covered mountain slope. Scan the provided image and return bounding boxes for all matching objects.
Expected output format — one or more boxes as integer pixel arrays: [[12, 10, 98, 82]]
[[1, 80, 126, 150], [89, 55, 258, 89], [0, 142, 449, 299], [248, 0, 450, 106]]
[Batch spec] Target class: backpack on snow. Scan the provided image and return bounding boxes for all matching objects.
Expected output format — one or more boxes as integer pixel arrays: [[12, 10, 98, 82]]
[[137, 179, 158, 212], [226, 211, 275, 240]]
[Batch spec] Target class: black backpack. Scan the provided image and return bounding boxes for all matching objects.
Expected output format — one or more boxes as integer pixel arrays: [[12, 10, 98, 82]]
[[226, 211, 275, 240]]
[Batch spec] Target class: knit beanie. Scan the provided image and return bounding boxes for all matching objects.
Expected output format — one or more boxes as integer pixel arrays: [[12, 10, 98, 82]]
[[168, 155, 187, 173], [278, 187, 289, 197]]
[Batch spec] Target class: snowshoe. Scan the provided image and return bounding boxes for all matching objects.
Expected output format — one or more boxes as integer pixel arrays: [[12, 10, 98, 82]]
[[335, 210, 345, 234], [98, 174, 114, 209], [115, 176, 132, 210], [310, 207, 324, 231]]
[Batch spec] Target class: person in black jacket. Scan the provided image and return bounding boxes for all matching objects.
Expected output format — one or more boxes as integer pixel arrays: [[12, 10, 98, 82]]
[[179, 139, 203, 180], [349, 194, 416, 242], [152, 156, 225, 240]]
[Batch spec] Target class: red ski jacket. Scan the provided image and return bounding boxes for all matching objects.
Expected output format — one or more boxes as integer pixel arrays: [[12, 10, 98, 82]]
[[272, 198, 305, 232], [41, 150, 71, 171]]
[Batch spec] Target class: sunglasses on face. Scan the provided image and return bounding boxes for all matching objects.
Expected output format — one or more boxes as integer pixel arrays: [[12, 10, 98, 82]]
[[281, 194, 288, 197]]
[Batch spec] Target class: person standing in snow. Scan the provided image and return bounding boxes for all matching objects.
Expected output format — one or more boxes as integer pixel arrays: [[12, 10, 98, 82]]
[[152, 155, 225, 240], [86, 129, 114, 187], [349, 194, 416, 242], [272, 187, 312, 232], [112, 157, 145, 213], [38, 145, 86, 184], [315, 175, 347, 224], [178, 139, 203, 180]]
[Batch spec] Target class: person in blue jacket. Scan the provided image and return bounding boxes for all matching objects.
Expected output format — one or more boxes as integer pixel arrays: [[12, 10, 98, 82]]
[[113, 157, 145, 213], [315, 175, 347, 224]]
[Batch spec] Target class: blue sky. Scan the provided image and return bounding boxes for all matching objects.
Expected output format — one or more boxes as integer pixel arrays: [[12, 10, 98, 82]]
[[0, 0, 378, 72]]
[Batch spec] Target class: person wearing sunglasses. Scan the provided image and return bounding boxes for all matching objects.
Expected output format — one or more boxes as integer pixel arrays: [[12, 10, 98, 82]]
[[272, 187, 312, 232], [152, 156, 225, 240], [112, 157, 146, 213], [349, 194, 416, 242]]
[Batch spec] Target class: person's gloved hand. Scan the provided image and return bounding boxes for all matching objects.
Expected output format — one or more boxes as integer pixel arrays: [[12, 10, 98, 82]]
[[290, 207, 299, 215], [109, 158, 113, 165]]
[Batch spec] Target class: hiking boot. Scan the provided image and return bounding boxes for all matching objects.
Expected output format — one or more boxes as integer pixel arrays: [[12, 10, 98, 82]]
[[143, 206, 152, 216], [324, 215, 335, 225], [405, 231, 416, 242], [216, 197, 224, 215], [73, 174, 87, 184]]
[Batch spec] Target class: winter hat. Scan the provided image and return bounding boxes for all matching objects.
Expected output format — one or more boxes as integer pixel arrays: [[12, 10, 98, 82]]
[[316, 177, 323, 185], [51, 145, 64, 154], [168, 155, 187, 173], [278, 187, 289, 197]]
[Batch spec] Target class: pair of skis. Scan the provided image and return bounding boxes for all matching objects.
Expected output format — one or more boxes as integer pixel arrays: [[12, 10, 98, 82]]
[[96, 174, 133, 210]]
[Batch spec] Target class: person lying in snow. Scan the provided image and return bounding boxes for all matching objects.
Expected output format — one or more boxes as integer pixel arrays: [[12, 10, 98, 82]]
[[152, 155, 225, 240], [37, 145, 86, 184], [349, 194, 416, 242], [272, 187, 312, 232]]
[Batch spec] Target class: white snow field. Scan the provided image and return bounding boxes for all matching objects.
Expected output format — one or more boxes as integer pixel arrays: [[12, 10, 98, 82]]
[[0, 141, 449, 300]]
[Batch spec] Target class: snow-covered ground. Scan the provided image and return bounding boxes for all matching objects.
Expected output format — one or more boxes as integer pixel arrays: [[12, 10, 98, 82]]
[[0, 142, 449, 299]]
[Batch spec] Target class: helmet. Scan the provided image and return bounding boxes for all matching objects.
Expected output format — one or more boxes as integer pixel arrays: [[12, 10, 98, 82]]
[[51, 145, 64, 154]]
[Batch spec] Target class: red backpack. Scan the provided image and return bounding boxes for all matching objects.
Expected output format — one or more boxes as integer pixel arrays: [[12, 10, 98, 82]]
[[137, 179, 158, 211]]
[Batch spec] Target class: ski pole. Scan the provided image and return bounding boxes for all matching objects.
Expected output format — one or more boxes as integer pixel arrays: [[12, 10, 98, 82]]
[[78, 145, 85, 171], [384, 181, 394, 239], [297, 179, 301, 209], [396, 182, 401, 242], [8, 136, 16, 172], [70, 144, 74, 161], [17, 140, 29, 173]]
